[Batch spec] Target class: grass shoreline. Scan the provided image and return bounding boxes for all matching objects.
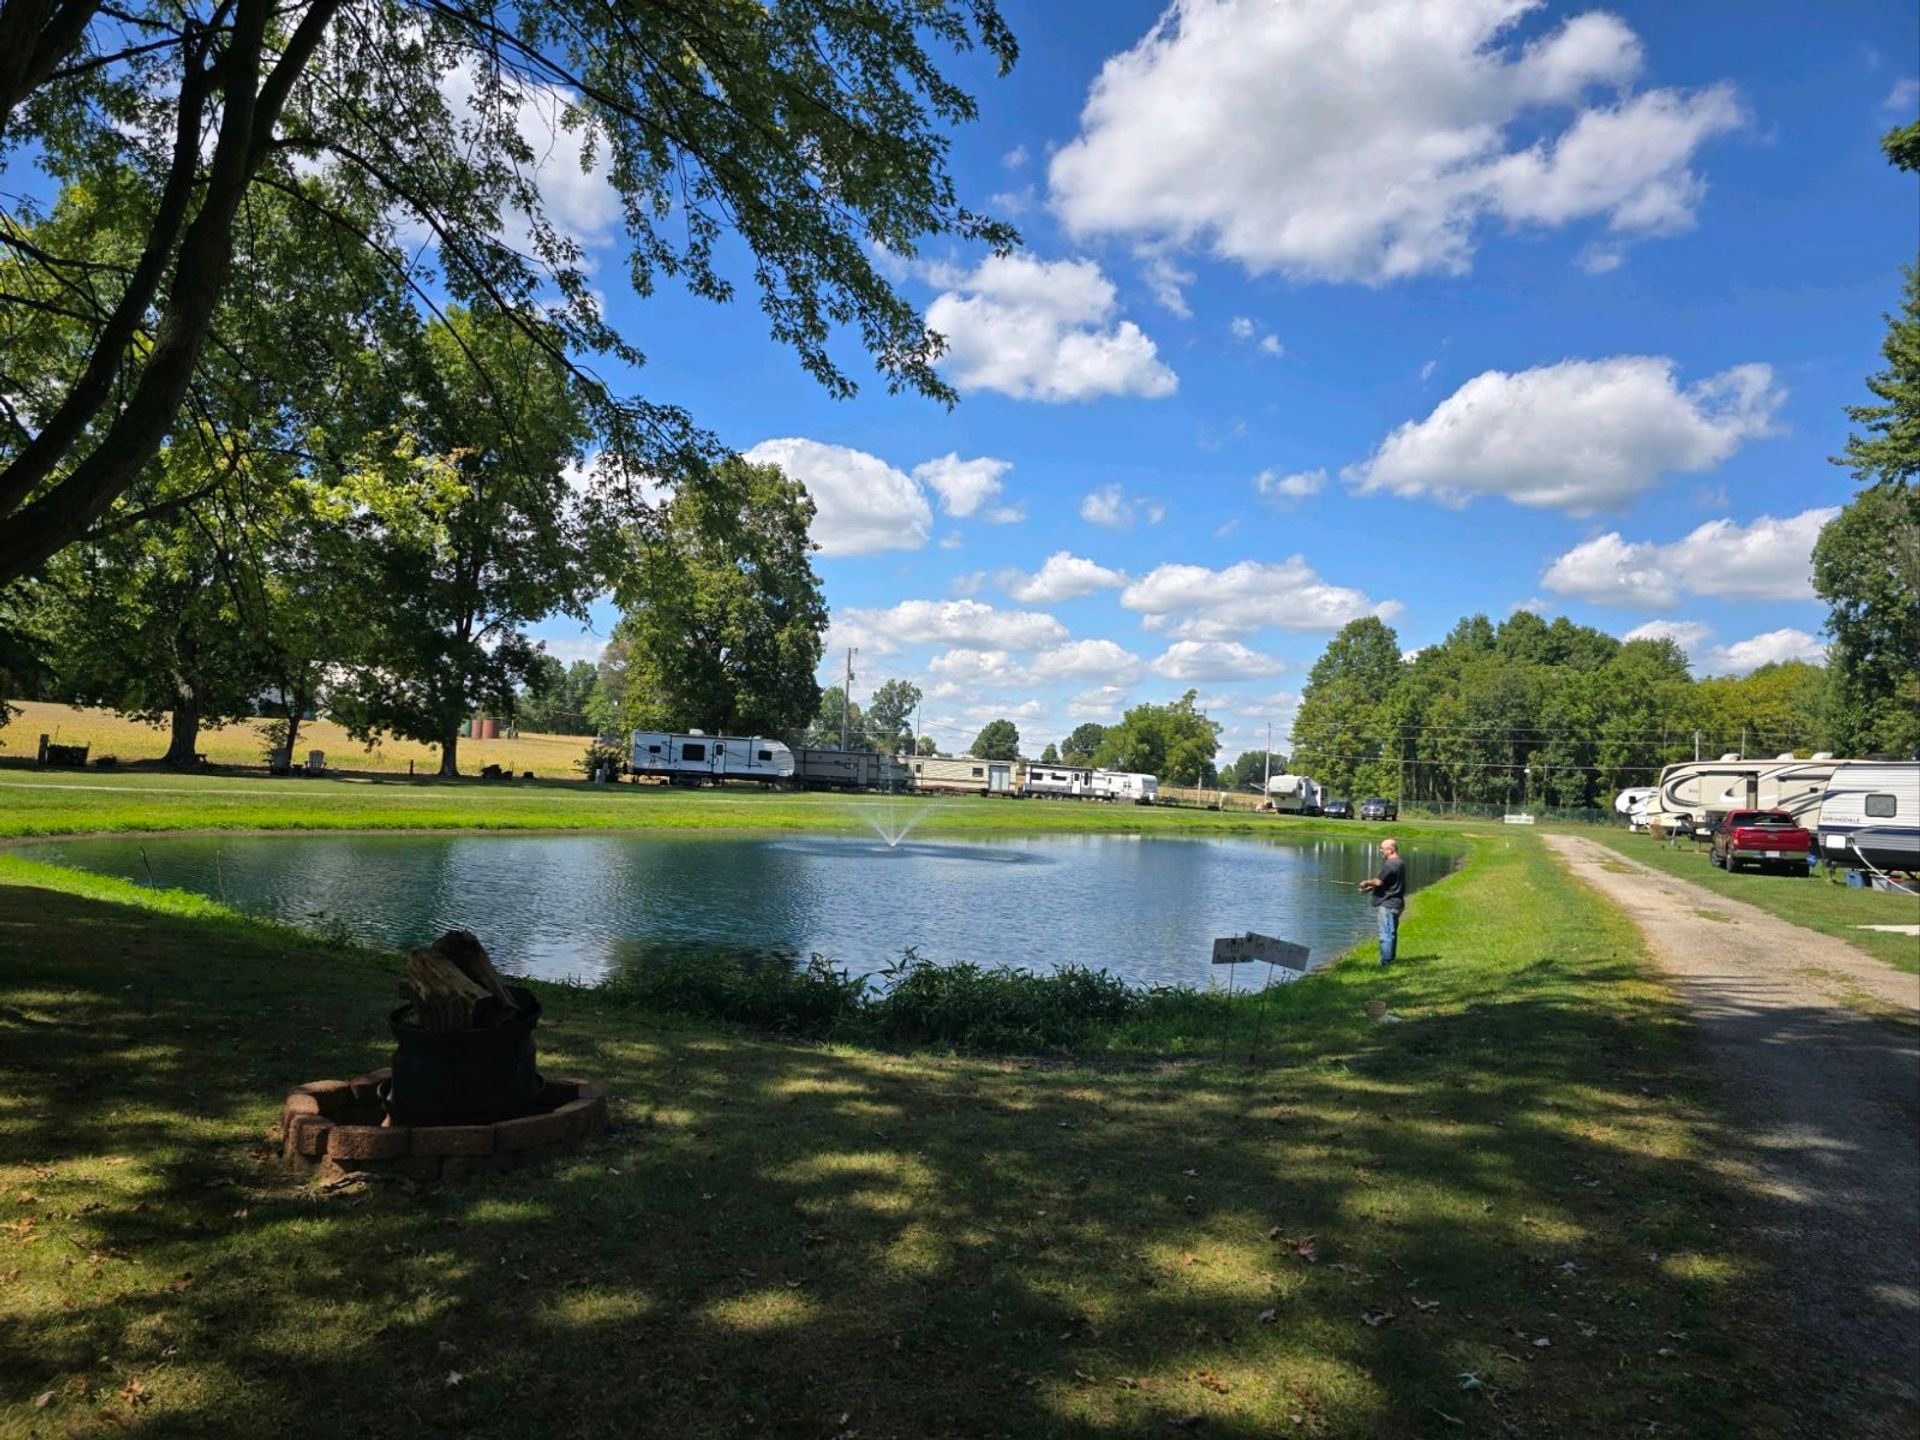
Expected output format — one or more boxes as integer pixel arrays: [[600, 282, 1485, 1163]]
[[0, 822, 1819, 1436]]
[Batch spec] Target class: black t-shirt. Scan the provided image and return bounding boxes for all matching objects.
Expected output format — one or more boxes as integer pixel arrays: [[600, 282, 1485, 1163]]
[[1371, 855, 1406, 911]]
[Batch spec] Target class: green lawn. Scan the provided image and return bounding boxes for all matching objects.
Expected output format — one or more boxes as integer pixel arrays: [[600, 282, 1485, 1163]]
[[0, 834, 1809, 1437], [1574, 827, 1920, 975], [0, 764, 1460, 844]]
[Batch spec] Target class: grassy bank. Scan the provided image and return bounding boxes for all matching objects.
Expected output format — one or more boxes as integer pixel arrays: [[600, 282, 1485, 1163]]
[[2, 700, 593, 778], [0, 834, 1802, 1437], [1574, 827, 1920, 975], [0, 766, 1447, 842]]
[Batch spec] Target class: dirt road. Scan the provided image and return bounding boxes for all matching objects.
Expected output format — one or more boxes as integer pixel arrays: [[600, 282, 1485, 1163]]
[[1545, 834, 1919, 1430]]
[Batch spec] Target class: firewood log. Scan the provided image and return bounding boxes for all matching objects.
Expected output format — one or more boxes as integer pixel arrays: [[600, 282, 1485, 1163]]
[[403, 947, 490, 1031], [431, 928, 513, 1008]]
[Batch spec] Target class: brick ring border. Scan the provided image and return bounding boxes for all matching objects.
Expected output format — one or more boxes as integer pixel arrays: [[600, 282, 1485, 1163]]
[[280, 1070, 608, 1182]]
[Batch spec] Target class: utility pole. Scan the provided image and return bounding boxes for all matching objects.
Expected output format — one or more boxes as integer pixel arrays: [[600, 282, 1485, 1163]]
[[915, 700, 923, 757], [1264, 723, 1273, 791], [1693, 728, 1702, 761], [841, 648, 856, 751]]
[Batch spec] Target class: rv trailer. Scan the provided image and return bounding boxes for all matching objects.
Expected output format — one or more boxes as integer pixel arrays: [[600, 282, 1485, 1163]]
[[906, 755, 1021, 796], [1091, 770, 1158, 804], [1645, 754, 1839, 836], [1614, 786, 1657, 831], [790, 747, 911, 791], [1816, 761, 1919, 875], [1267, 773, 1325, 815], [1025, 764, 1095, 799], [628, 731, 796, 784]]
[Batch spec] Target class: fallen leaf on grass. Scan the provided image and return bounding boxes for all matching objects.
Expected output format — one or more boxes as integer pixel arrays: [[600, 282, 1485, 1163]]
[[1360, 1310, 1396, 1327], [33, 1392, 54, 1410], [1256, 1308, 1277, 1324], [1194, 1369, 1230, 1394], [1531, 1337, 1551, 1349], [445, 1371, 466, 1387], [121, 1377, 149, 1408], [1410, 1298, 1441, 1312]]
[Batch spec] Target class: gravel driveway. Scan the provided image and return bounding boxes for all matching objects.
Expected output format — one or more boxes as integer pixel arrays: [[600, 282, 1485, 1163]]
[[1545, 833, 1919, 1432]]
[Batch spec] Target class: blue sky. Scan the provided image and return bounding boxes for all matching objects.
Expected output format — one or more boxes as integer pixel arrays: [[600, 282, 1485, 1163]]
[[528, 4, 1908, 755]]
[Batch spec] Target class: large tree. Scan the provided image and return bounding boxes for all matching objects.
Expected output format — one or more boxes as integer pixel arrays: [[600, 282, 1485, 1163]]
[[610, 455, 826, 741], [968, 718, 1020, 761], [1093, 691, 1219, 786], [865, 678, 923, 755], [0, 0, 1018, 583], [1815, 133, 1920, 756], [1289, 616, 1403, 798], [325, 308, 600, 775], [1060, 721, 1107, 764]]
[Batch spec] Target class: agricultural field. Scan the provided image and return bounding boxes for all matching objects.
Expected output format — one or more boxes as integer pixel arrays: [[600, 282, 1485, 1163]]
[[1, 701, 595, 778]]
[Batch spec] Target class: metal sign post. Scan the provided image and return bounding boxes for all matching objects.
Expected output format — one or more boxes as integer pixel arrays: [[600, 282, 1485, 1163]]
[[1212, 934, 1310, 1065]]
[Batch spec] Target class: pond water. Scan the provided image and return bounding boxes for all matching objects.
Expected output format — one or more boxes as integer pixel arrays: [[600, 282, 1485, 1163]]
[[17, 830, 1458, 989]]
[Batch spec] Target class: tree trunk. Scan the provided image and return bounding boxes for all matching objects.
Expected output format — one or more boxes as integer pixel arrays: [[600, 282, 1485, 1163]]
[[439, 717, 461, 778], [165, 692, 202, 766]]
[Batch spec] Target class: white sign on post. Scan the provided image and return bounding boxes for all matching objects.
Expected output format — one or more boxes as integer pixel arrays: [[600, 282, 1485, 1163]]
[[1211, 933, 1310, 972]]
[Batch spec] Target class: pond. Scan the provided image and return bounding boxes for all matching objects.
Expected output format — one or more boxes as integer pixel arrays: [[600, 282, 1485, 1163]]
[[16, 829, 1459, 989]]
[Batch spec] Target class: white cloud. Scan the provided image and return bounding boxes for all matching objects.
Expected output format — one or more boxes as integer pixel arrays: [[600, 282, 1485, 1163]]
[[1419, 358, 1438, 381], [836, 599, 1068, 654], [1122, 557, 1400, 640], [1003, 143, 1030, 169], [537, 634, 609, 666], [744, 438, 931, 555], [925, 255, 1178, 402], [1345, 357, 1783, 514], [1079, 483, 1165, 529], [1149, 641, 1287, 680], [1230, 316, 1284, 355], [1001, 551, 1127, 604], [1229, 316, 1255, 339], [1542, 508, 1838, 608], [938, 532, 965, 550], [1069, 685, 1134, 720], [1623, 620, 1825, 676], [912, 453, 1016, 519], [1253, 467, 1326, 502], [1880, 77, 1919, 115], [1259, 334, 1285, 357], [1139, 252, 1195, 317], [1049, 0, 1743, 285], [930, 638, 1146, 691], [1579, 243, 1624, 275]]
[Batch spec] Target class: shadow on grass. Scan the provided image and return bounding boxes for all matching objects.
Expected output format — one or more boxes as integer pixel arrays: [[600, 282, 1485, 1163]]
[[0, 880, 1896, 1437]]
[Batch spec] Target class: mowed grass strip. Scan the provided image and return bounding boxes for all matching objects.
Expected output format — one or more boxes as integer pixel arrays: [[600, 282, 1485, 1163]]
[[0, 765, 1449, 844], [2, 700, 592, 778], [1574, 827, 1920, 975], [0, 835, 1794, 1437]]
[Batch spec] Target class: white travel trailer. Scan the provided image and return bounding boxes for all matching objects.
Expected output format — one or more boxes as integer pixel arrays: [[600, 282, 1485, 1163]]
[[629, 731, 795, 784], [1646, 754, 1839, 836], [1091, 770, 1158, 804], [1266, 773, 1325, 814], [1614, 786, 1658, 832], [1816, 761, 1920, 875], [1025, 764, 1094, 799]]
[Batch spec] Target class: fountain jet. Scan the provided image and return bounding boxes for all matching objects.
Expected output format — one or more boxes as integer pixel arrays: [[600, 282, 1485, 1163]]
[[861, 798, 930, 849]]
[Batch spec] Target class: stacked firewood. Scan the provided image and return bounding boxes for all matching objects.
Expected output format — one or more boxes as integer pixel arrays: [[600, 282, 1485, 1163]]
[[400, 929, 516, 1031]]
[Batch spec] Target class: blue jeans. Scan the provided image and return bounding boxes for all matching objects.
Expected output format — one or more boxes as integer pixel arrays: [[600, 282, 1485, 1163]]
[[1377, 905, 1401, 966]]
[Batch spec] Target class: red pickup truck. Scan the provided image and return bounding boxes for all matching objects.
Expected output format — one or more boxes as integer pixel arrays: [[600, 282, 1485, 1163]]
[[1709, 809, 1814, 874]]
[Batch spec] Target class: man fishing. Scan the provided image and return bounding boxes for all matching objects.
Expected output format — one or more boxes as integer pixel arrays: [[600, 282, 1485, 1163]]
[[1357, 838, 1407, 967]]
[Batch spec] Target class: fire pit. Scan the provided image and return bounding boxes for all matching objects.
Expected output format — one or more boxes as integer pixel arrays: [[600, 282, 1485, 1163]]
[[279, 928, 608, 1182], [281, 1070, 607, 1181]]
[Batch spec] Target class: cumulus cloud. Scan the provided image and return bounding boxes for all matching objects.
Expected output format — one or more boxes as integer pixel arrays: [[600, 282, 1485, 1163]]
[[1344, 357, 1782, 513], [1080, 483, 1166, 528], [929, 638, 1146, 691], [1230, 316, 1284, 355], [1254, 467, 1326, 502], [912, 453, 1018, 520], [1623, 621, 1825, 676], [1001, 552, 1128, 604], [1139, 252, 1196, 316], [1542, 508, 1838, 607], [1149, 641, 1287, 680], [1048, 0, 1743, 284], [1121, 557, 1400, 639], [744, 438, 931, 555], [1069, 685, 1134, 720], [835, 599, 1068, 654], [925, 255, 1178, 402]]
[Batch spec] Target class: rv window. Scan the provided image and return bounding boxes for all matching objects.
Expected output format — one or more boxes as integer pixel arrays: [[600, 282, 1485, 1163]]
[[680, 743, 706, 762], [971, 767, 983, 778], [647, 744, 662, 754], [1866, 793, 1898, 818], [758, 749, 773, 762]]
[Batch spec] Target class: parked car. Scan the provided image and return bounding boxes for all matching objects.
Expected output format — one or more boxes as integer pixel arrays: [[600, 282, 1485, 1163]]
[[1710, 808, 1814, 874], [1360, 797, 1398, 821], [1323, 799, 1354, 819]]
